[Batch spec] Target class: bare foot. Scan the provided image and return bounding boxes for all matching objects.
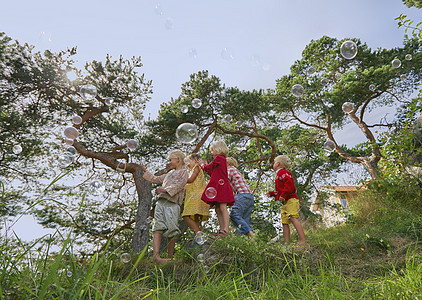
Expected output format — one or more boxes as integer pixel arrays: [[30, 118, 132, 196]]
[[247, 231, 255, 238], [154, 256, 171, 264]]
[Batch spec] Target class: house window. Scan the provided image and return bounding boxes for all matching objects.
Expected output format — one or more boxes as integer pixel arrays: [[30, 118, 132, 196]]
[[340, 194, 348, 208]]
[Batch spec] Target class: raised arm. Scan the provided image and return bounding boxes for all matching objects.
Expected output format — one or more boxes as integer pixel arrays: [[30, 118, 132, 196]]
[[187, 165, 201, 183]]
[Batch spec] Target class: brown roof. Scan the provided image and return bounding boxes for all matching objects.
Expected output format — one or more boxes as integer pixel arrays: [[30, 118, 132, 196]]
[[323, 186, 358, 192]]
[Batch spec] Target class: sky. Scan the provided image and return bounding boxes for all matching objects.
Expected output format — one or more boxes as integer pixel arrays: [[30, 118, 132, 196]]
[[1, 0, 421, 240]]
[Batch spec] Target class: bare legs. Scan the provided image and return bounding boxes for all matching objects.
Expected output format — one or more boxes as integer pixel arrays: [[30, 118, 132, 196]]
[[215, 203, 229, 233], [152, 232, 175, 264], [183, 216, 202, 234], [282, 217, 306, 244]]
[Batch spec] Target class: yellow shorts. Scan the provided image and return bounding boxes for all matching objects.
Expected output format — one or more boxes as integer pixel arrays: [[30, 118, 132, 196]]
[[280, 198, 300, 224]]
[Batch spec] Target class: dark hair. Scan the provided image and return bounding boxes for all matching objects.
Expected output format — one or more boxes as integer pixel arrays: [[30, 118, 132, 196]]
[[188, 153, 201, 161]]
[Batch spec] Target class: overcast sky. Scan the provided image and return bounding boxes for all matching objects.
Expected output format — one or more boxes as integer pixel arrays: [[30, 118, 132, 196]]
[[1, 0, 421, 240]]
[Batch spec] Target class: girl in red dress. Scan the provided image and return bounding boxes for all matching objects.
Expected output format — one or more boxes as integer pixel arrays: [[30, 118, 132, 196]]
[[200, 141, 235, 237]]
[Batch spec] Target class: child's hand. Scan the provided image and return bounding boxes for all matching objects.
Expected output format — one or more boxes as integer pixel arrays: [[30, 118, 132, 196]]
[[279, 197, 286, 203], [155, 187, 166, 194], [141, 164, 147, 172], [265, 192, 271, 197], [199, 159, 207, 166]]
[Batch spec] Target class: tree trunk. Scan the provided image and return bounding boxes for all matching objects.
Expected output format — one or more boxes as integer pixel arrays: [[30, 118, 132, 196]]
[[361, 157, 380, 179], [131, 166, 153, 253]]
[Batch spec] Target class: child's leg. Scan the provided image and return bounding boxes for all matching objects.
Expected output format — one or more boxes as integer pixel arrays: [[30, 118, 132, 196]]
[[194, 215, 203, 232], [167, 239, 176, 259], [290, 217, 306, 243], [282, 224, 291, 242], [153, 232, 171, 263], [217, 203, 230, 233], [183, 216, 200, 234]]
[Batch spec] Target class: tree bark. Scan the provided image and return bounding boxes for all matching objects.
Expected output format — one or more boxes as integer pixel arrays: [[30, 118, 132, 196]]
[[131, 166, 153, 253]]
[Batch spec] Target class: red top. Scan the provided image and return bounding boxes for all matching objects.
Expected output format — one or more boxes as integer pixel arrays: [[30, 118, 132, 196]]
[[201, 155, 235, 206], [268, 168, 298, 201]]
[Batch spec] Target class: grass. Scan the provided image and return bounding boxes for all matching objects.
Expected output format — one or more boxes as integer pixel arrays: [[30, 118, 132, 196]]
[[1, 180, 422, 299]]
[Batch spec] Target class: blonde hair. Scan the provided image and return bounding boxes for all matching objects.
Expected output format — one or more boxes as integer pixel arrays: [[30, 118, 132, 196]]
[[167, 149, 186, 168], [226, 157, 238, 167], [274, 155, 290, 169], [210, 141, 229, 157]]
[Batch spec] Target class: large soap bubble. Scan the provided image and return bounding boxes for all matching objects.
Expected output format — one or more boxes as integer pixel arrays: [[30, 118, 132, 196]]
[[342, 102, 354, 114], [205, 187, 217, 199], [63, 127, 79, 140], [324, 140, 336, 152], [88, 180, 106, 196], [58, 153, 74, 168], [391, 58, 401, 68], [192, 98, 202, 109], [79, 84, 97, 100], [104, 97, 114, 105], [194, 232, 207, 245], [321, 78, 329, 86], [176, 123, 198, 144], [197, 253, 205, 262], [340, 40, 358, 59], [306, 66, 315, 76], [291, 84, 304, 98]]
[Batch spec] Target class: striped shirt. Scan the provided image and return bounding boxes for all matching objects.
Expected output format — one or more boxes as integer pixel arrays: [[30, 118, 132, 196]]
[[227, 166, 252, 194]]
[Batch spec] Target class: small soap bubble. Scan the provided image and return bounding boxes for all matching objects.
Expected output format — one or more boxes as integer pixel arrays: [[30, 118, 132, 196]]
[[235, 121, 243, 127], [194, 231, 206, 245], [392, 58, 401, 68], [197, 253, 205, 262], [58, 153, 74, 168], [126, 139, 139, 151], [306, 66, 315, 76], [321, 78, 329, 86], [120, 253, 131, 263], [400, 74, 407, 80], [63, 127, 79, 140], [12, 145, 22, 154], [88, 180, 106, 196], [324, 140, 336, 152], [192, 98, 202, 109], [335, 72, 342, 81], [79, 84, 97, 100], [342, 102, 354, 114], [369, 84, 376, 92], [218, 179, 224, 185], [223, 115, 232, 122], [188, 48, 198, 59], [205, 187, 217, 199], [72, 116, 82, 125], [66, 146, 77, 155], [340, 40, 358, 59], [154, 4, 163, 15], [204, 265, 209, 273], [181, 106, 189, 114], [67, 271, 72, 277], [291, 84, 304, 98], [65, 139, 74, 146], [104, 97, 114, 105], [221, 47, 234, 60], [405, 54, 412, 61], [164, 18, 173, 30], [176, 123, 198, 144], [250, 54, 262, 67]]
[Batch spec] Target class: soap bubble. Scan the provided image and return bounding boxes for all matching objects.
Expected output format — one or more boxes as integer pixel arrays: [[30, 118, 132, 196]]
[[66, 71, 78, 81], [400, 74, 407, 80], [58, 153, 74, 168], [203, 265, 209, 273], [405, 54, 412, 61], [116, 161, 126, 172], [291, 84, 304, 98], [164, 18, 173, 30], [104, 97, 114, 105], [221, 47, 234, 60], [306, 66, 315, 76], [181, 106, 188, 114], [197, 253, 205, 262], [12, 145, 22, 154], [194, 232, 206, 245], [369, 84, 376, 92], [66, 146, 77, 155], [176, 123, 198, 144], [321, 78, 329, 86], [392, 58, 401, 68], [120, 253, 131, 263], [79, 84, 97, 100], [188, 48, 198, 59], [65, 139, 74, 146], [67, 271, 72, 277], [192, 98, 202, 108], [235, 121, 243, 127], [205, 187, 217, 199], [340, 40, 358, 59], [323, 140, 336, 152], [335, 72, 342, 81], [88, 180, 106, 196], [154, 4, 163, 15], [72, 115, 82, 125], [126, 139, 139, 151], [342, 102, 354, 114], [63, 127, 79, 140], [218, 179, 225, 185], [223, 115, 232, 122], [184, 157, 191, 165]]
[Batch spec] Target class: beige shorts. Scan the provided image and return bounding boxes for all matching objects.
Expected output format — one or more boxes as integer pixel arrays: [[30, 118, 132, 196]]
[[280, 198, 300, 224]]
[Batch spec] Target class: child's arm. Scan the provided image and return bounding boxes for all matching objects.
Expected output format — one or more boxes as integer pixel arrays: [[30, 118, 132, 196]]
[[161, 169, 188, 197], [201, 157, 220, 176], [276, 172, 295, 201], [187, 165, 201, 183], [142, 164, 166, 184]]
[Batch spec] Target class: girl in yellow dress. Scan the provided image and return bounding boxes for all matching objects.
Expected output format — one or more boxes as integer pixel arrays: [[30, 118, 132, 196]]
[[183, 153, 210, 234]]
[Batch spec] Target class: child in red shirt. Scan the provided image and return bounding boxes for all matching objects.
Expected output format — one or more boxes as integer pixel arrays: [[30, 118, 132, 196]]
[[200, 141, 235, 237], [266, 155, 306, 244]]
